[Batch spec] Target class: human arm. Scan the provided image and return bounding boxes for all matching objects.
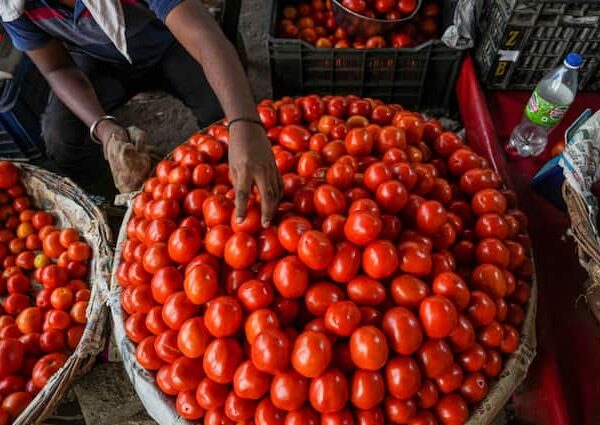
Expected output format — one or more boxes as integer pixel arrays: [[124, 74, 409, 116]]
[[162, 0, 283, 226]]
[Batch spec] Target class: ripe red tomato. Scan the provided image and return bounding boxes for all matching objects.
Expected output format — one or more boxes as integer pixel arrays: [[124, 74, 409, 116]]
[[291, 331, 332, 378], [309, 368, 348, 414], [381, 307, 423, 355], [297, 230, 334, 271], [349, 326, 388, 370], [324, 301, 361, 337], [417, 339, 453, 378], [270, 369, 309, 411], [31, 352, 67, 389], [251, 328, 291, 374], [273, 256, 309, 298]]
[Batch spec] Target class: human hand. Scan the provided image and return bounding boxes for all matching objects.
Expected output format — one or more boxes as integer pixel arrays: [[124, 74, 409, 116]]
[[95, 119, 130, 159], [100, 123, 151, 193], [228, 121, 283, 227]]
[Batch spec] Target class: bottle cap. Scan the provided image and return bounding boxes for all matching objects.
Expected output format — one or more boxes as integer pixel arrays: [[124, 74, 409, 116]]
[[564, 53, 583, 69]]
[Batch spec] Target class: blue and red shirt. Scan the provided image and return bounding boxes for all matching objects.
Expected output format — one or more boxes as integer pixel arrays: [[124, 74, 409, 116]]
[[1, 0, 183, 66]]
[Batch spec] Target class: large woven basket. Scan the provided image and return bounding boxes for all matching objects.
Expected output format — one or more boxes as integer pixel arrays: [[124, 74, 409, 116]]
[[562, 182, 600, 321], [109, 172, 537, 425], [9, 163, 112, 425]]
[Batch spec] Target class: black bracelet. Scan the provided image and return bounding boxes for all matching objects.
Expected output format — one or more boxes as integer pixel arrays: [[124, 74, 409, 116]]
[[227, 117, 263, 129]]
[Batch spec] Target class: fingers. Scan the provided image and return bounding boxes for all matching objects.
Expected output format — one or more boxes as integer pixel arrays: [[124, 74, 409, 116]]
[[233, 166, 252, 223], [255, 163, 283, 228]]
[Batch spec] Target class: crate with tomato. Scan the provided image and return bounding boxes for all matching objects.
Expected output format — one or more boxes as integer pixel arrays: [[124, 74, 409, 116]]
[[267, 0, 463, 115]]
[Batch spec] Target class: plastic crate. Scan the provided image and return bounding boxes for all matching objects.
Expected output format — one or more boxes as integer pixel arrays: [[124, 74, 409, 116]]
[[474, 0, 600, 91], [267, 0, 464, 114]]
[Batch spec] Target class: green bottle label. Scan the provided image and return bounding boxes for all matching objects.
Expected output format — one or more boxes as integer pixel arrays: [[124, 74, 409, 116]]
[[525, 88, 570, 128]]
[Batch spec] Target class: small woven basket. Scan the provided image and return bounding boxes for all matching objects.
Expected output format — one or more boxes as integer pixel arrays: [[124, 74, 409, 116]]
[[562, 182, 600, 321], [9, 163, 112, 425]]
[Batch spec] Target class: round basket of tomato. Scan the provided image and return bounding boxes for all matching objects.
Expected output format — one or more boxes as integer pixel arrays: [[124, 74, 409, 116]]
[[111, 95, 536, 425], [0, 162, 111, 425]]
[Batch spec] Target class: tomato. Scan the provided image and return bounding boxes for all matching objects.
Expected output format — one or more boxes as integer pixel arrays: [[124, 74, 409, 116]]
[[204, 407, 235, 425], [303, 282, 343, 316], [15, 307, 43, 334], [270, 369, 308, 411], [382, 307, 423, 355], [291, 331, 332, 378], [447, 314, 476, 353], [344, 212, 382, 246], [432, 272, 470, 311], [348, 326, 388, 371], [285, 406, 319, 425], [223, 232, 258, 270], [232, 360, 271, 401], [321, 215, 347, 243], [279, 104, 302, 126], [346, 275, 385, 306], [466, 290, 497, 327], [142, 242, 173, 274], [309, 368, 348, 413], [31, 352, 67, 389], [384, 396, 416, 424], [0, 162, 19, 189], [416, 380, 439, 409], [345, 128, 373, 157], [205, 225, 233, 258], [459, 343, 487, 373], [0, 376, 25, 397], [390, 275, 429, 309], [398, 242, 431, 277], [255, 397, 286, 425], [245, 309, 280, 345], [170, 356, 204, 393], [375, 180, 408, 214], [7, 273, 30, 293], [154, 329, 181, 363], [460, 372, 488, 404], [279, 125, 310, 152], [417, 339, 453, 378], [273, 256, 309, 298], [471, 263, 507, 299], [324, 301, 361, 337], [224, 391, 257, 421], [460, 168, 501, 195], [278, 217, 313, 253], [447, 149, 481, 176], [0, 339, 25, 378], [361, 240, 398, 279], [297, 230, 334, 271], [251, 328, 291, 374], [203, 338, 243, 384], [435, 394, 469, 425], [2, 391, 32, 419], [385, 356, 421, 400], [314, 184, 346, 217], [419, 296, 458, 339], [205, 296, 242, 337], [182, 264, 217, 306], [435, 363, 464, 394], [39, 329, 65, 353], [176, 390, 205, 420], [162, 292, 198, 330], [196, 377, 229, 410], [363, 163, 391, 192]]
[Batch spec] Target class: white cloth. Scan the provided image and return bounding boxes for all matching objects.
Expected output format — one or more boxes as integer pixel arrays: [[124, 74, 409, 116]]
[[0, 0, 131, 62]]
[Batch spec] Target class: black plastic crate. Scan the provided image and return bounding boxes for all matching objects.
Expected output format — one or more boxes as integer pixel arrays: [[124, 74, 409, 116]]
[[267, 0, 464, 114], [474, 0, 600, 91]]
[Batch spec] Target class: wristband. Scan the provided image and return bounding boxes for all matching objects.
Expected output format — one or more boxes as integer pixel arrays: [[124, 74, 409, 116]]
[[90, 115, 117, 144], [227, 117, 263, 129]]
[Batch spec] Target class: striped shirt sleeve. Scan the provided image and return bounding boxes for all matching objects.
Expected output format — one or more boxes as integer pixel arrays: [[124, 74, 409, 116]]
[[143, 0, 185, 21]]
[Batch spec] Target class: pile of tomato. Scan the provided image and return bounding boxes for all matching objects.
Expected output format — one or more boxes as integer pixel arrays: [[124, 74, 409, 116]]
[[279, 0, 440, 48], [0, 162, 91, 424], [119, 94, 532, 425]]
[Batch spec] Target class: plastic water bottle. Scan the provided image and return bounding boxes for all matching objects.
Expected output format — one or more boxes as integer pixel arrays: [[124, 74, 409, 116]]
[[506, 52, 583, 157]]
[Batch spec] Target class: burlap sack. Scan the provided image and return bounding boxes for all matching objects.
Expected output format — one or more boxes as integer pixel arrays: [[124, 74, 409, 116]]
[[9, 163, 112, 425]]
